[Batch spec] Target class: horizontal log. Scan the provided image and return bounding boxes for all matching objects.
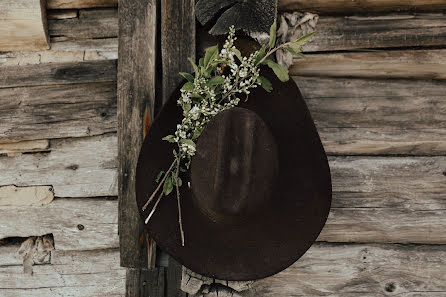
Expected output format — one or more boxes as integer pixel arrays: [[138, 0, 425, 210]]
[[278, 0, 446, 14], [291, 49, 446, 80], [48, 8, 118, 41], [0, 60, 117, 88], [0, 140, 49, 155], [246, 243, 446, 296], [0, 82, 117, 143], [0, 248, 125, 296], [295, 77, 446, 155], [47, 0, 118, 9], [0, 38, 118, 66], [0, 185, 54, 206], [323, 156, 446, 244], [0, 0, 49, 52], [0, 134, 117, 197], [0, 198, 118, 250]]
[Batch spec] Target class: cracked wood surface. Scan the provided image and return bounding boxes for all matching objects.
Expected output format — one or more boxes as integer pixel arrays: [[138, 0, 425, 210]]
[[0, 185, 54, 206]]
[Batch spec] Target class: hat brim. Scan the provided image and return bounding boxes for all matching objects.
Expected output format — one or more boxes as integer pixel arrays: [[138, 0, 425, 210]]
[[135, 67, 332, 280]]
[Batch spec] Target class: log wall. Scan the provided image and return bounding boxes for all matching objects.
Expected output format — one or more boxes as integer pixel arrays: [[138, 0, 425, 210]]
[[0, 1, 445, 296]]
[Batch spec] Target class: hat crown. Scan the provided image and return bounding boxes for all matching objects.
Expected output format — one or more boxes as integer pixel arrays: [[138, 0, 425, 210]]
[[191, 107, 279, 224]]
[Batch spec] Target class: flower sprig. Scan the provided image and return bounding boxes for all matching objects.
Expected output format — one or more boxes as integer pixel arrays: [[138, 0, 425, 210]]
[[142, 21, 314, 246]]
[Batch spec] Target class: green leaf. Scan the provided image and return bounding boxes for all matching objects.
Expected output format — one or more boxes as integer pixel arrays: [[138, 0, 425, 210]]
[[155, 171, 165, 183], [265, 59, 289, 82], [173, 175, 182, 187], [204, 45, 219, 68], [180, 139, 196, 147], [269, 19, 277, 49], [179, 72, 194, 82], [233, 48, 243, 61], [181, 81, 194, 92], [187, 58, 199, 76], [163, 176, 173, 195], [182, 103, 191, 114], [192, 128, 203, 140], [254, 45, 266, 65], [199, 57, 204, 67], [291, 32, 314, 47], [257, 76, 273, 92], [284, 47, 305, 59], [162, 135, 176, 143], [206, 76, 225, 87]]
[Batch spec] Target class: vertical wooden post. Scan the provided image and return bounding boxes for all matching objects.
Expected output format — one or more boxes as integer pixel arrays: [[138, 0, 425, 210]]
[[118, 0, 160, 295], [160, 0, 196, 296]]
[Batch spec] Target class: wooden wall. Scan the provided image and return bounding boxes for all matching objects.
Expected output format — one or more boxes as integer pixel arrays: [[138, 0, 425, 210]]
[[0, 0, 445, 296]]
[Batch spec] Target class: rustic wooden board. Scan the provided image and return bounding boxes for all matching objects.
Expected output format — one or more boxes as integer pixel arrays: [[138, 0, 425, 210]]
[[0, 60, 116, 88], [245, 243, 446, 296], [48, 8, 118, 41], [0, 185, 54, 206], [47, 0, 117, 9], [0, 0, 50, 52], [278, 0, 446, 14], [0, 198, 118, 250], [0, 140, 49, 155], [118, 0, 157, 270], [0, 82, 117, 143], [296, 77, 446, 155], [0, 134, 117, 198], [0, 248, 125, 297], [291, 49, 446, 80], [126, 268, 165, 297], [47, 9, 78, 20]]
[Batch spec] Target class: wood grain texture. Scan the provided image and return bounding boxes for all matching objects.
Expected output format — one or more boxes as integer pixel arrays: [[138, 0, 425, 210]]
[[0, 0, 50, 52], [48, 8, 118, 41], [0, 134, 117, 198], [295, 77, 446, 155], [245, 243, 446, 296], [0, 140, 49, 154], [118, 0, 157, 269], [0, 248, 125, 297], [47, 0, 117, 9], [47, 9, 78, 20], [126, 268, 165, 297], [0, 185, 54, 206], [161, 0, 195, 105], [0, 82, 117, 143], [0, 198, 118, 250], [291, 50, 446, 80], [0, 60, 116, 88], [278, 0, 446, 14]]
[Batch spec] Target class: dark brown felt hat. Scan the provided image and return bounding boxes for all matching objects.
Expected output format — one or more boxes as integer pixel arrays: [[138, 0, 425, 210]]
[[136, 67, 332, 281]]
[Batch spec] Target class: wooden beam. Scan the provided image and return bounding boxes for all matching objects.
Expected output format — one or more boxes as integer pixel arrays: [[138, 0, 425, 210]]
[[291, 50, 446, 80], [295, 77, 446, 155], [47, 0, 117, 9], [0, 82, 117, 143], [0, 0, 49, 52], [118, 0, 157, 271], [246, 243, 446, 296], [0, 185, 54, 206], [0, 248, 125, 296], [0, 60, 117, 88], [0, 140, 49, 155], [0, 198, 118, 250], [278, 0, 446, 14], [0, 134, 117, 198]]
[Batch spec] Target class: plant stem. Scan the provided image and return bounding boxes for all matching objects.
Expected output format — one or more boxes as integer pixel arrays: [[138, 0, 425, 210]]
[[144, 191, 164, 224], [175, 154, 185, 246], [257, 42, 290, 66], [142, 159, 176, 211]]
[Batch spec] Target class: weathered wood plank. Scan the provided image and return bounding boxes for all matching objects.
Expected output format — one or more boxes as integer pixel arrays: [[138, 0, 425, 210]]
[[161, 0, 195, 105], [245, 243, 446, 296], [0, 0, 49, 52], [291, 50, 446, 80], [126, 268, 165, 297], [295, 77, 446, 155], [48, 8, 118, 41], [0, 185, 54, 206], [47, 9, 78, 20], [0, 134, 117, 198], [47, 0, 117, 9], [322, 156, 446, 244], [0, 139, 49, 155], [0, 198, 118, 250], [0, 248, 125, 297], [278, 0, 446, 14], [118, 0, 157, 269], [0, 82, 117, 143], [0, 60, 116, 88]]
